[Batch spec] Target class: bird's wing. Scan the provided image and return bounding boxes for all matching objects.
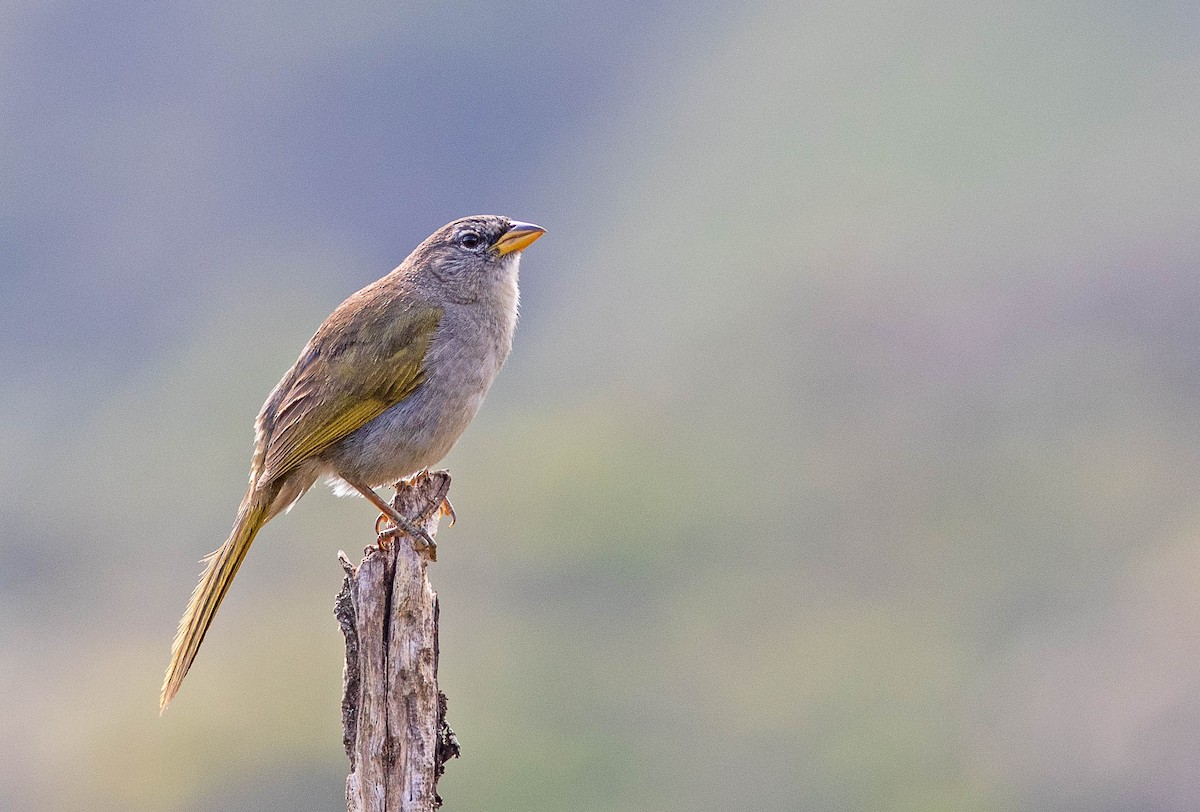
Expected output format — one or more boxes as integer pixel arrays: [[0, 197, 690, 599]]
[[258, 302, 443, 484]]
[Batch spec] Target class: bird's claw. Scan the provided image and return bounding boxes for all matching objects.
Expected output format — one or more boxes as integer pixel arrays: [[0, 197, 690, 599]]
[[373, 513, 399, 552], [400, 472, 455, 528], [377, 523, 437, 561], [439, 497, 456, 527], [416, 495, 454, 527]]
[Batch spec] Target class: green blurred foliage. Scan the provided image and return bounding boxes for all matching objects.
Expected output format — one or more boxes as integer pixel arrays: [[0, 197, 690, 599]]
[[2, 0, 1200, 809]]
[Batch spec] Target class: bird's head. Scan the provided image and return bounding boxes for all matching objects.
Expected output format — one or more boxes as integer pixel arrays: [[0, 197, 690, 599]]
[[410, 215, 545, 303]]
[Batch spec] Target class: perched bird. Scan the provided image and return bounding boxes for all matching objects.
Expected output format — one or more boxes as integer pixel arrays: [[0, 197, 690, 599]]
[[160, 215, 545, 713]]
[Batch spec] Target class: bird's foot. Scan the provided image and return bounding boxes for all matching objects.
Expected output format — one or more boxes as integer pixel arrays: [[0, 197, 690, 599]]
[[395, 470, 455, 527], [377, 519, 437, 560], [412, 493, 455, 527], [369, 469, 451, 559]]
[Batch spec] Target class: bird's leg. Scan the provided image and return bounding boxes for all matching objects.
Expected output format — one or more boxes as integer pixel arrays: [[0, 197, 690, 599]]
[[341, 476, 437, 558]]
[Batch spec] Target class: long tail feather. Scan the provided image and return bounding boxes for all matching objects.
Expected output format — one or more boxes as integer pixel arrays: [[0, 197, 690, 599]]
[[160, 486, 274, 713]]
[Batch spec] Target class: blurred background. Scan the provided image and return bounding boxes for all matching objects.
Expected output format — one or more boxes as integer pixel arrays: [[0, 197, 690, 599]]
[[2, 1, 1199, 809]]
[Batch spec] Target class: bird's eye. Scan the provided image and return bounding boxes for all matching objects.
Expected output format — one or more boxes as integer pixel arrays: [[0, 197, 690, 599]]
[[460, 232, 481, 249]]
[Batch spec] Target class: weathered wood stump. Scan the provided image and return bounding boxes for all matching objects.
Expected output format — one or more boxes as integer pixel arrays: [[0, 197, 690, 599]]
[[335, 470, 460, 812]]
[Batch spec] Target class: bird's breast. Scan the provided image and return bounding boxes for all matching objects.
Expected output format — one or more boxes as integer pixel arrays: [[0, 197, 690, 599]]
[[326, 296, 517, 486]]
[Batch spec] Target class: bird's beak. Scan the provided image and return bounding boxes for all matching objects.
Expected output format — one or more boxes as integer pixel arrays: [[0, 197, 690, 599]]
[[494, 221, 546, 255]]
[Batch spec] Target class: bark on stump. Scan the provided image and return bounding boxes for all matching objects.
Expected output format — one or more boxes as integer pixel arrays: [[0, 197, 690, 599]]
[[335, 470, 460, 812]]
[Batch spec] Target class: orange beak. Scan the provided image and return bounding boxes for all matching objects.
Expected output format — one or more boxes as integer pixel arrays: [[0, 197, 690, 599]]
[[494, 221, 546, 256]]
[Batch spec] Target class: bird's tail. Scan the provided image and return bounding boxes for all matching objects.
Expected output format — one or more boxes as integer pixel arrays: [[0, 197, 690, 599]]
[[160, 484, 275, 713]]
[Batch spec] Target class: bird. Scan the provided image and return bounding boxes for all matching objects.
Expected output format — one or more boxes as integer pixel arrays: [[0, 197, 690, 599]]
[[160, 215, 545, 713]]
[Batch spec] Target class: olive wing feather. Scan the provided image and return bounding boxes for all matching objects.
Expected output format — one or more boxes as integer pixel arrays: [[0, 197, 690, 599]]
[[258, 303, 443, 483]]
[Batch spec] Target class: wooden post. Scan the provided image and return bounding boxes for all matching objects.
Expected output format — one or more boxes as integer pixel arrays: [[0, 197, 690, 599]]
[[335, 470, 460, 812]]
